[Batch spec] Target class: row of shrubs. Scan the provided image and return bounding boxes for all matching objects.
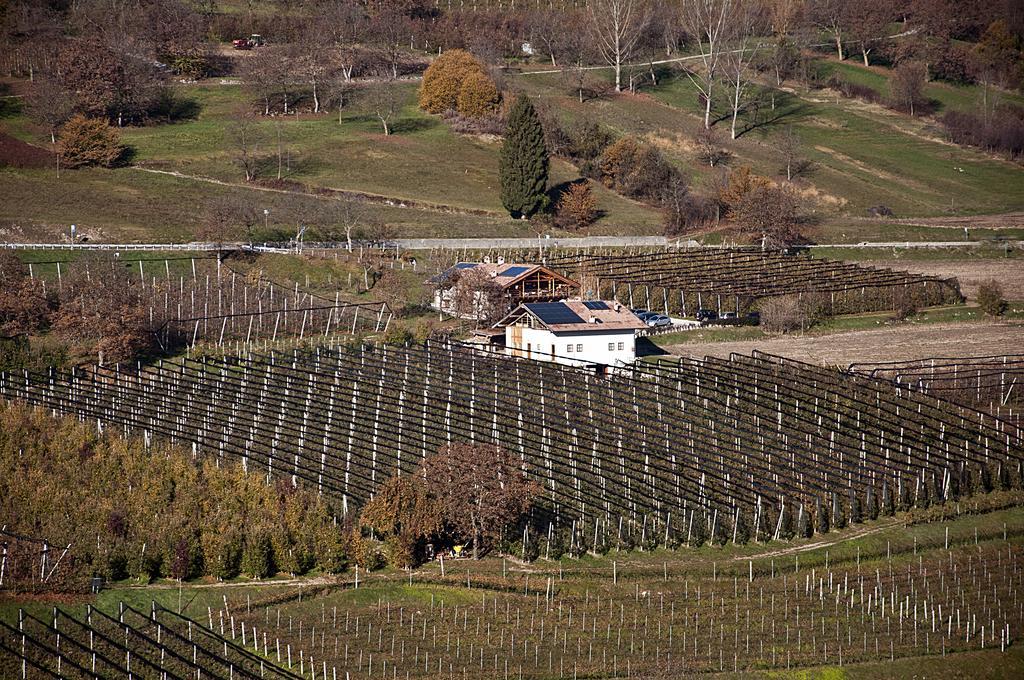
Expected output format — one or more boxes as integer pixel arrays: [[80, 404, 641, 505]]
[[941, 107, 1024, 158], [0, 403, 348, 587]]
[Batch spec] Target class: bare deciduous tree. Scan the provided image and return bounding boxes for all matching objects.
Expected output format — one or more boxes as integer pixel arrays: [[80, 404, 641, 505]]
[[588, 0, 651, 93], [696, 126, 728, 167], [890, 60, 928, 116], [845, 0, 893, 66], [359, 80, 402, 136], [808, 0, 846, 60], [448, 268, 505, 325], [680, 0, 735, 129], [24, 74, 73, 144], [228, 111, 263, 182], [722, 0, 762, 139], [776, 125, 807, 180]]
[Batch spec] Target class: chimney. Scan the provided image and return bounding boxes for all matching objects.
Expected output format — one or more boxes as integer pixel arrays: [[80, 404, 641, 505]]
[[614, 301, 621, 312], [497, 256, 505, 265], [589, 316, 597, 323]]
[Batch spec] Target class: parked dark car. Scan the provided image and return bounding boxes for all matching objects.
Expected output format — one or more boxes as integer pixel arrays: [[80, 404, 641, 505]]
[[696, 309, 718, 322]]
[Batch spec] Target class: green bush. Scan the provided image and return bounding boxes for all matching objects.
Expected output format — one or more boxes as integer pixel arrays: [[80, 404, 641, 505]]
[[977, 279, 1008, 317], [241, 530, 274, 579]]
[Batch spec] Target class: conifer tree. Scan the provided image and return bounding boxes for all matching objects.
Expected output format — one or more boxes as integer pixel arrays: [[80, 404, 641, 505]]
[[499, 94, 548, 218]]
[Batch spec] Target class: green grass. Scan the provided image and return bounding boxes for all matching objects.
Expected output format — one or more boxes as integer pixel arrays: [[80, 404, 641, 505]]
[[817, 59, 1024, 115], [0, 165, 532, 242], [3, 52, 1023, 242], [0, 81, 662, 241], [516, 63, 1024, 222]]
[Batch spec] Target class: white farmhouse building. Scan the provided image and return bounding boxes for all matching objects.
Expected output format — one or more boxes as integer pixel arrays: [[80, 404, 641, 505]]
[[494, 300, 647, 368]]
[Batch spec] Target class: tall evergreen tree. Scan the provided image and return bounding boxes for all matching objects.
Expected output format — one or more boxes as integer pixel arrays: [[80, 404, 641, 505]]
[[499, 94, 548, 218]]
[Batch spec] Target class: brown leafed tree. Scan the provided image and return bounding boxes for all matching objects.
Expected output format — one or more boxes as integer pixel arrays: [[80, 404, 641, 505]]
[[0, 251, 50, 337], [359, 475, 443, 548], [57, 115, 128, 169], [420, 442, 539, 559], [556, 181, 599, 230], [52, 258, 154, 364], [732, 182, 803, 249]]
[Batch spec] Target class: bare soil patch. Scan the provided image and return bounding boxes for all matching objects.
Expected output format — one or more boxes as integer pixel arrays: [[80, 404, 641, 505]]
[[0, 131, 50, 169], [667, 321, 1024, 367], [851, 259, 1024, 301]]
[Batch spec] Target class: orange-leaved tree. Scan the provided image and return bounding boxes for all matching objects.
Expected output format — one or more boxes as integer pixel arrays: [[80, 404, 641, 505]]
[[419, 49, 490, 114]]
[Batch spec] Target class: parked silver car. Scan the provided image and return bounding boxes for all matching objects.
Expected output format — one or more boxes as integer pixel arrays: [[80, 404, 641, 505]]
[[645, 314, 672, 327]]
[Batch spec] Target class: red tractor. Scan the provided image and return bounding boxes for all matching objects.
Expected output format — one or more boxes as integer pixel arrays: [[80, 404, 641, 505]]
[[232, 34, 265, 50]]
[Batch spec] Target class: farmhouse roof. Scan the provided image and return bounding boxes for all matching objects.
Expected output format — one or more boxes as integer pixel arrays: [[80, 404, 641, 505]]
[[495, 300, 647, 332], [427, 262, 578, 290]]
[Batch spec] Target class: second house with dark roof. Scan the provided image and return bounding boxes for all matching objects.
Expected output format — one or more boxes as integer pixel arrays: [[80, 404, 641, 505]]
[[427, 260, 579, 321]]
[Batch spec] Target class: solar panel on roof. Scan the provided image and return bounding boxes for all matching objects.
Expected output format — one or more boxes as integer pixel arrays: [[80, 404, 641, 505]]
[[498, 265, 531, 278], [527, 302, 584, 325], [455, 263, 477, 269], [582, 301, 608, 310]]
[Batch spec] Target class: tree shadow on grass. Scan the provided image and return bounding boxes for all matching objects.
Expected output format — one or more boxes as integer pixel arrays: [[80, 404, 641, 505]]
[[388, 116, 437, 134], [0, 83, 22, 118], [736, 91, 816, 138], [147, 88, 201, 124]]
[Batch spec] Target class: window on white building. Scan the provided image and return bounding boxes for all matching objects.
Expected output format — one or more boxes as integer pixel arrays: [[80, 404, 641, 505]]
[[566, 344, 573, 353], [617, 342, 624, 350], [577, 344, 583, 352], [608, 342, 615, 351]]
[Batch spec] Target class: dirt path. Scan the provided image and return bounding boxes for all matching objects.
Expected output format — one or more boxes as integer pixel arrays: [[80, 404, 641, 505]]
[[667, 321, 1024, 366], [851, 211, 1024, 230], [131, 167, 502, 217], [735, 521, 896, 560]]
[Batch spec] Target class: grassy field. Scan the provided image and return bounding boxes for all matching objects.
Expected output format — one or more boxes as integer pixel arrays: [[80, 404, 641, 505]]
[[4, 51, 1023, 243], [0, 80, 662, 242], [515, 60, 1024, 225]]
